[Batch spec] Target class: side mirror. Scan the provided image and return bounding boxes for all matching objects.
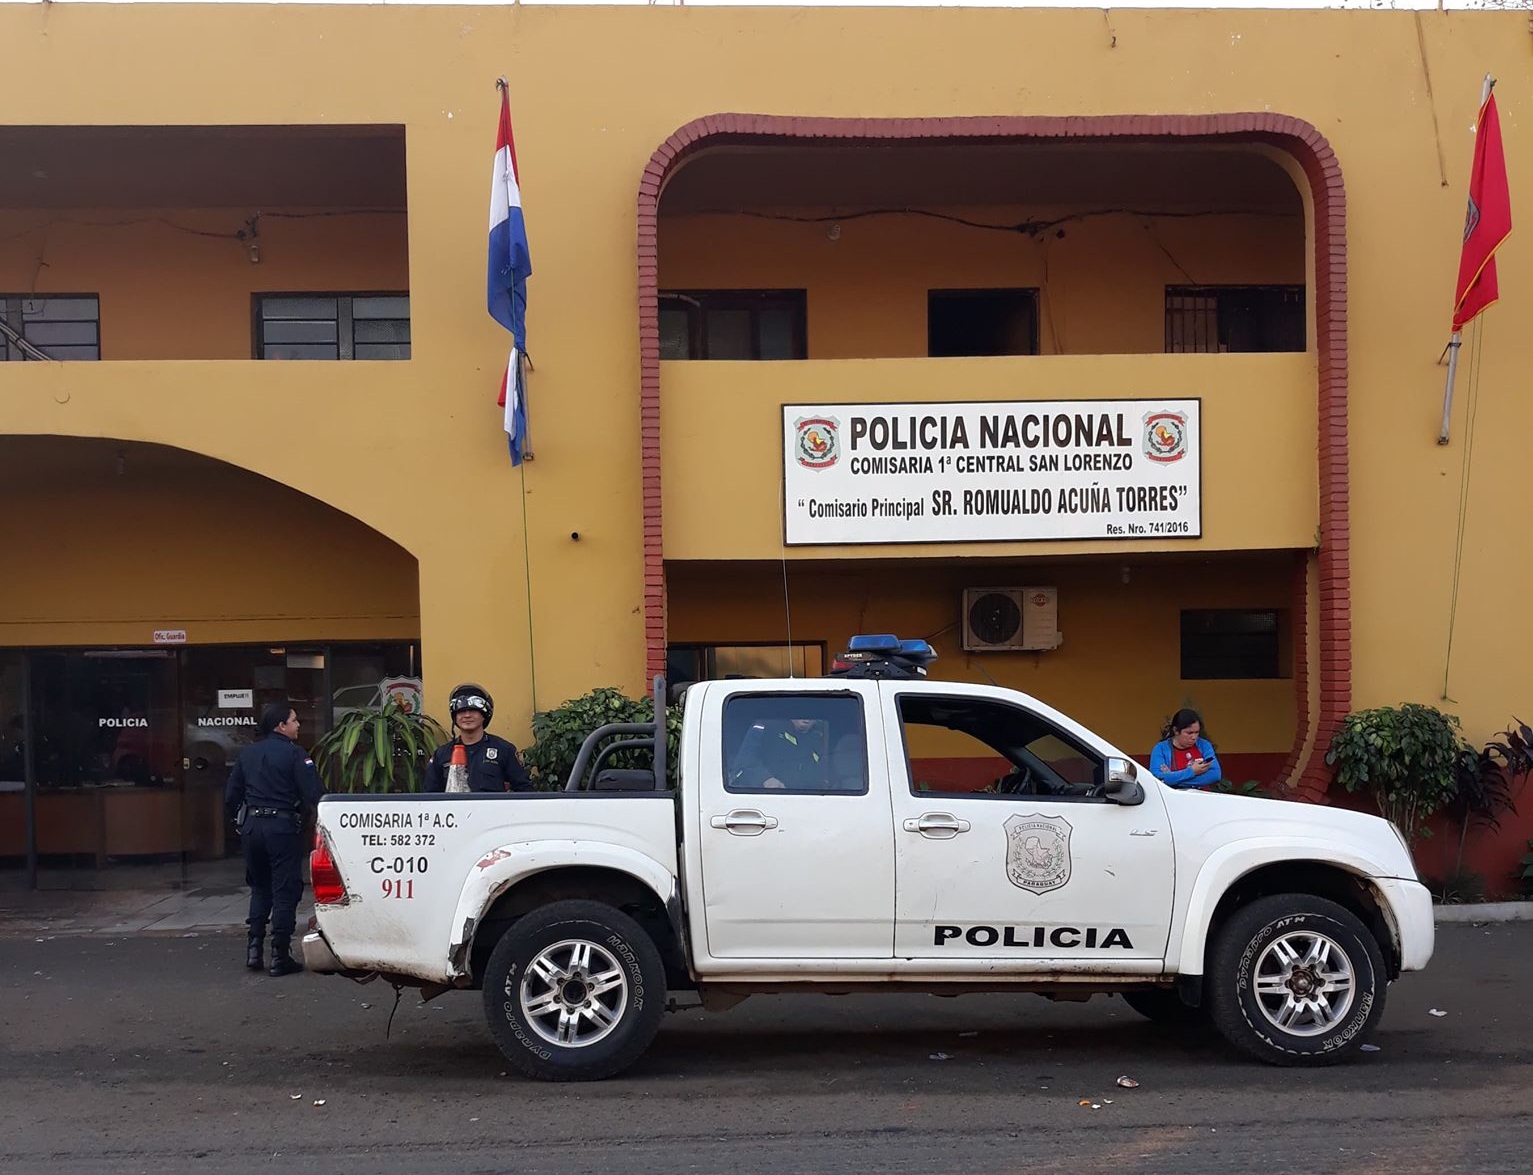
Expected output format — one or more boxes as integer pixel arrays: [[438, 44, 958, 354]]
[[1104, 757, 1138, 794]]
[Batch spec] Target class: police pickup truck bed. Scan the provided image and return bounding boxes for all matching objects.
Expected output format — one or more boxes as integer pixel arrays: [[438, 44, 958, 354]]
[[304, 637, 1434, 1082]]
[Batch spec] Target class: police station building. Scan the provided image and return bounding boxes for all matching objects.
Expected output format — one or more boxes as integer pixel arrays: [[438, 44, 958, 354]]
[[2, 1, 1530, 891]]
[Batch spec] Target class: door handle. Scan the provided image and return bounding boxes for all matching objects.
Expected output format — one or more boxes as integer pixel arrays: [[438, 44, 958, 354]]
[[710, 809, 779, 836], [902, 813, 972, 839]]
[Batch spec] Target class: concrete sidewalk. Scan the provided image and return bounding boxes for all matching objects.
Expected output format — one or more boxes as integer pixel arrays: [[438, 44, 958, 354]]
[[0, 885, 314, 937]]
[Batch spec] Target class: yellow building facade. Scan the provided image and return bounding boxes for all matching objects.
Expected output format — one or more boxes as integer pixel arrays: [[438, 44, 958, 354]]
[[0, 4, 1529, 887]]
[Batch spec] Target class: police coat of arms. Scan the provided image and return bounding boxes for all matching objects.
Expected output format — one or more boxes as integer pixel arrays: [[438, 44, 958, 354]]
[[1004, 813, 1073, 894]]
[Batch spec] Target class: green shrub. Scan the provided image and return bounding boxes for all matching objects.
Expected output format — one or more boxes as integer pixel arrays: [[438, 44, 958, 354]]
[[522, 686, 681, 791], [1325, 703, 1466, 841], [1212, 778, 1269, 798]]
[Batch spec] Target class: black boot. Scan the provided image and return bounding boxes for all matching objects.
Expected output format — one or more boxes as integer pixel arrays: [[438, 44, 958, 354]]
[[245, 933, 265, 972], [268, 935, 303, 977]]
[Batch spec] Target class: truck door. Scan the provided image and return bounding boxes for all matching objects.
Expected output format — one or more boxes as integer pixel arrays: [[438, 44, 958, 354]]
[[694, 681, 894, 959], [882, 683, 1175, 968]]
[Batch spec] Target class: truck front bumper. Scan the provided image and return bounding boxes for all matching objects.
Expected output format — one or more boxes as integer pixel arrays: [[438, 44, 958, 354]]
[[1378, 878, 1435, 973]]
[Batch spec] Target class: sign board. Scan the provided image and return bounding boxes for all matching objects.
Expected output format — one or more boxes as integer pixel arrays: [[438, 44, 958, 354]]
[[152, 629, 188, 645], [218, 689, 254, 709], [783, 399, 1202, 546]]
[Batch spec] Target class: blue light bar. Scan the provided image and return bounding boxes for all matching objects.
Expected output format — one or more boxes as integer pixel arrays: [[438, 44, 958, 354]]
[[831, 635, 938, 679], [847, 633, 900, 655]]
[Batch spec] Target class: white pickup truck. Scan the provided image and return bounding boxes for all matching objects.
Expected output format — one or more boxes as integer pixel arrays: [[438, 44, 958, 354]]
[[304, 637, 1433, 1081]]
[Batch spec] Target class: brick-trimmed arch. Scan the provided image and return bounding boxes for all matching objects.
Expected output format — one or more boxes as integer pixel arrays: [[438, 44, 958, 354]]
[[636, 113, 1348, 799]]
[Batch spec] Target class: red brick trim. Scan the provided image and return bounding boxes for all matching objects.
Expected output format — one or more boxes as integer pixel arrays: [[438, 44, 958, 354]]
[[637, 113, 1349, 796]]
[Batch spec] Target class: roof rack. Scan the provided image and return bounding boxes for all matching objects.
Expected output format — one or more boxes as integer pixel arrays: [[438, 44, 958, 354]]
[[827, 634, 938, 680]]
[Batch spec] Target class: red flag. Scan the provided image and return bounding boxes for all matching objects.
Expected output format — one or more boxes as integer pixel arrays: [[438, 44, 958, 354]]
[[1452, 93, 1512, 332]]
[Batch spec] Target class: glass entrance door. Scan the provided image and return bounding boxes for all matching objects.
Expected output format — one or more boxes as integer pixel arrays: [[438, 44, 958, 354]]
[[29, 650, 182, 883]]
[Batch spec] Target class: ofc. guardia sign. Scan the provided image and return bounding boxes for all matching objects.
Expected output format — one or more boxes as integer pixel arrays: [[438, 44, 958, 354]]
[[782, 399, 1202, 546]]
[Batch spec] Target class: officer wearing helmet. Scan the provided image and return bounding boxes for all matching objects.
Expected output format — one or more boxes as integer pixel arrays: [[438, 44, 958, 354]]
[[423, 683, 532, 793]]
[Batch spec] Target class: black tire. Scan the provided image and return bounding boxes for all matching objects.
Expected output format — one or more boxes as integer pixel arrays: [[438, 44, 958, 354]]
[[481, 899, 667, 1082], [1207, 894, 1386, 1067], [1121, 988, 1210, 1029]]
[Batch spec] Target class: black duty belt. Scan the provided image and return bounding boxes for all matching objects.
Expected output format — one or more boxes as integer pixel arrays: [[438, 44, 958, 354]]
[[248, 807, 300, 819]]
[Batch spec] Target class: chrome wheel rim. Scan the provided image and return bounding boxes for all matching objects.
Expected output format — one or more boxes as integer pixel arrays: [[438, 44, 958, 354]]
[[1251, 929, 1356, 1037], [520, 938, 629, 1049]]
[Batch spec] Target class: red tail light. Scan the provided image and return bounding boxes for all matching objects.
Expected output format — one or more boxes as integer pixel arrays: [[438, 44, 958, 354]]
[[310, 830, 350, 906]]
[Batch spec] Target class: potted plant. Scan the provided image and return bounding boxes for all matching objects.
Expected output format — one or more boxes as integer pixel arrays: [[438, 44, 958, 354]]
[[312, 698, 449, 793], [1325, 703, 1464, 843]]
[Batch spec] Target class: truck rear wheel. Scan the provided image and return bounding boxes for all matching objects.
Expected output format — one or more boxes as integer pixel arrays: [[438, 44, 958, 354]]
[[1207, 893, 1386, 1066], [481, 899, 667, 1082]]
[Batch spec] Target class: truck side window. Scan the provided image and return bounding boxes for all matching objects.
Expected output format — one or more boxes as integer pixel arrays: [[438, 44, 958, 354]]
[[723, 693, 867, 795], [896, 694, 1105, 800]]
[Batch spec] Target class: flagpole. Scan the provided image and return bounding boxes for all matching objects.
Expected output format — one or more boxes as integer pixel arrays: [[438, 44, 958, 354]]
[[1438, 73, 1494, 446]]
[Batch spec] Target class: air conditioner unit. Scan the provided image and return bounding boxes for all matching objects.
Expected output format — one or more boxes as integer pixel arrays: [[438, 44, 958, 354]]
[[961, 587, 1062, 652]]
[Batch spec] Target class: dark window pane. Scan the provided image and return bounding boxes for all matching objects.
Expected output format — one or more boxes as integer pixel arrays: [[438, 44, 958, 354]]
[[24, 321, 98, 347], [659, 307, 692, 360], [30, 344, 99, 361], [1180, 609, 1284, 679], [705, 309, 753, 359], [353, 319, 410, 344], [354, 343, 410, 360], [352, 296, 410, 320], [263, 343, 338, 360], [21, 297, 98, 321], [261, 297, 338, 320], [263, 320, 337, 345], [928, 290, 1039, 357], [757, 308, 797, 360]]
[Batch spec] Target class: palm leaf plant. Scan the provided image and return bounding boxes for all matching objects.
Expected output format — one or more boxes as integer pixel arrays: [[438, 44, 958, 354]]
[[312, 698, 449, 793]]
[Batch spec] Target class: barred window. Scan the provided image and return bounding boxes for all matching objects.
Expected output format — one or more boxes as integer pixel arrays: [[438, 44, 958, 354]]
[[0, 296, 100, 361], [256, 294, 410, 360], [1165, 286, 1304, 354]]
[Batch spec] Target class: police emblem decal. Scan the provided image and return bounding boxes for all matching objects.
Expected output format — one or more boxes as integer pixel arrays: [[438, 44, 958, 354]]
[[1142, 410, 1189, 463], [1004, 814, 1073, 894], [794, 416, 840, 470], [486, 747, 498, 760]]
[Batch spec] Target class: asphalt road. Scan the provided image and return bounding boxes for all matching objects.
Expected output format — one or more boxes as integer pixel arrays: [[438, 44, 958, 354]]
[[2, 924, 1531, 1174]]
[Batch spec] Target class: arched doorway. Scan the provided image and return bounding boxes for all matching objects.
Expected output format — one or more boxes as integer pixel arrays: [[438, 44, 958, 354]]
[[0, 436, 421, 891]]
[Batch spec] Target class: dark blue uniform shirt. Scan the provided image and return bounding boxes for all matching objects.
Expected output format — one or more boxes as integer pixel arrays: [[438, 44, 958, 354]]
[[424, 734, 532, 792], [225, 732, 325, 819]]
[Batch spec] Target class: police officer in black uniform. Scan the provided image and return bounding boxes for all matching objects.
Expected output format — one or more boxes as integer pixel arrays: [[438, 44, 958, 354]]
[[423, 683, 533, 793], [732, 714, 830, 790], [226, 701, 325, 977]]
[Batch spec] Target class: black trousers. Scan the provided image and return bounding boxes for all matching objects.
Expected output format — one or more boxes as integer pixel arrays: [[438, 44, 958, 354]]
[[242, 815, 304, 944]]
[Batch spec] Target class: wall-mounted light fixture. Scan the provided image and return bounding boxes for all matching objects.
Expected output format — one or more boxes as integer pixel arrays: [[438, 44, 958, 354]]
[[238, 214, 262, 264]]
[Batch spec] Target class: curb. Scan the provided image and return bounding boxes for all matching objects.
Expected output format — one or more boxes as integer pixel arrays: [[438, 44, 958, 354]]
[[1433, 901, 1533, 924]]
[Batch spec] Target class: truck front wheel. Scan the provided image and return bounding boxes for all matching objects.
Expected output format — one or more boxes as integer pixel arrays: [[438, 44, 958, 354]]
[[1207, 893, 1386, 1066], [481, 899, 668, 1081]]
